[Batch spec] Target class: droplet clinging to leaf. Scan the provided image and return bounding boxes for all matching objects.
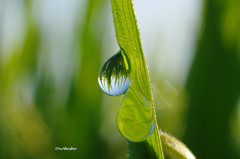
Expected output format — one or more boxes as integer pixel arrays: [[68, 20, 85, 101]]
[[98, 50, 130, 96], [117, 86, 155, 142]]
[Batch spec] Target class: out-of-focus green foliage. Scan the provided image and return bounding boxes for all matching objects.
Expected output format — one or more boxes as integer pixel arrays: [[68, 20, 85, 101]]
[[183, 0, 240, 159], [0, 0, 110, 159], [0, 0, 239, 159], [62, 0, 108, 158], [0, 1, 47, 159]]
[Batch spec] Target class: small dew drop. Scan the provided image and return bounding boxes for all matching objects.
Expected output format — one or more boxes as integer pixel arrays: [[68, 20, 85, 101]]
[[98, 50, 130, 96]]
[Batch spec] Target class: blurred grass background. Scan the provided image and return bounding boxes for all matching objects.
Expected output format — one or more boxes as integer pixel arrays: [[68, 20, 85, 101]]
[[0, 0, 239, 159]]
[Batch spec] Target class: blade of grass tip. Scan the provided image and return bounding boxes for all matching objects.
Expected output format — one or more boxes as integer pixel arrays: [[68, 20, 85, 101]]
[[110, 0, 164, 158]]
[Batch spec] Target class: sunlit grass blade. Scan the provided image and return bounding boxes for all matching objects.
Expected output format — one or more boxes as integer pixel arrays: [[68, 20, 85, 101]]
[[110, 0, 164, 158]]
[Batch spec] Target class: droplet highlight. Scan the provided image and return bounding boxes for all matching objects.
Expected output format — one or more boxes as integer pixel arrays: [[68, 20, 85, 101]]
[[98, 50, 130, 96]]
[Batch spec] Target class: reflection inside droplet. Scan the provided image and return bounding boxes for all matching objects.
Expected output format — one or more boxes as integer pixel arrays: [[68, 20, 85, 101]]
[[98, 76, 130, 96], [98, 50, 130, 96]]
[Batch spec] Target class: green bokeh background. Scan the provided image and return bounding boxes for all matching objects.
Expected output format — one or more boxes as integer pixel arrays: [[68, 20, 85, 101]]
[[0, 0, 239, 159]]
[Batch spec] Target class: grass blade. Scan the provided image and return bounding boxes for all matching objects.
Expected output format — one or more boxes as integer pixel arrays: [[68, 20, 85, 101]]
[[110, 0, 164, 158]]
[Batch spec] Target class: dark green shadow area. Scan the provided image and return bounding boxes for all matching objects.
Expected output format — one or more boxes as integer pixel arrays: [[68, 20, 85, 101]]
[[128, 140, 157, 159], [184, 0, 240, 159]]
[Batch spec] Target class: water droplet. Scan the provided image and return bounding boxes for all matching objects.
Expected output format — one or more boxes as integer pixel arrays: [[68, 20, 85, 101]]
[[98, 50, 130, 96], [117, 86, 155, 142]]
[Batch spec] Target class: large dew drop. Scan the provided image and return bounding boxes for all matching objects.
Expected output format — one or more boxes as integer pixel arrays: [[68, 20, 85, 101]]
[[98, 50, 130, 96], [117, 86, 155, 142]]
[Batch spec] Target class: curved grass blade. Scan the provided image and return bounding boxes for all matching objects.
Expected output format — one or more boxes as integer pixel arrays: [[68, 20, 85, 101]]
[[110, 0, 164, 158]]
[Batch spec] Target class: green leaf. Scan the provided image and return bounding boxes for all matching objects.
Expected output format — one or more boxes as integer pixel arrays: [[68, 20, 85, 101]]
[[110, 0, 164, 158], [160, 132, 196, 159]]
